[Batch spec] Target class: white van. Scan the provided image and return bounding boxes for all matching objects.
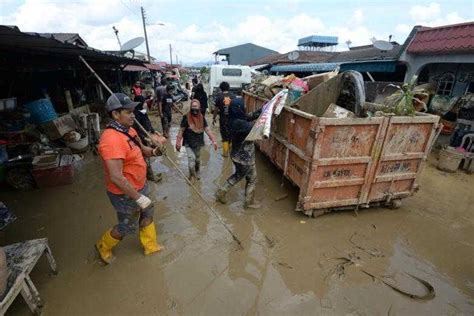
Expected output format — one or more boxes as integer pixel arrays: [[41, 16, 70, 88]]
[[207, 65, 252, 99]]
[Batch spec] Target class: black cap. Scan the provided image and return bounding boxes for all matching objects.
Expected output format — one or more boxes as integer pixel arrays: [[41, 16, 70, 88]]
[[106, 93, 139, 112]]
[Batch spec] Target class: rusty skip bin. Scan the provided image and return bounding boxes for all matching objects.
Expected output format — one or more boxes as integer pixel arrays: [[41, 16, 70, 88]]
[[243, 90, 440, 218]]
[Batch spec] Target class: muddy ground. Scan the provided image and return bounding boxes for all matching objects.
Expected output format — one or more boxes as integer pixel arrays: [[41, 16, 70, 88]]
[[1, 113, 473, 315]]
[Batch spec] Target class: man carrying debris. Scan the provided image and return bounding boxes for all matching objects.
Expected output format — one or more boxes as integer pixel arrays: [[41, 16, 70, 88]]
[[213, 82, 233, 157], [96, 93, 165, 264], [215, 97, 262, 209], [175, 99, 217, 183]]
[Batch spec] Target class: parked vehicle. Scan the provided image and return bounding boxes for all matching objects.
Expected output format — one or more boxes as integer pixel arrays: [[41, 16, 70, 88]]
[[207, 65, 252, 105]]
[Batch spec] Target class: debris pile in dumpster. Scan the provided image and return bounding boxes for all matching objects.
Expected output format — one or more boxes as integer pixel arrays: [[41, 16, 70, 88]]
[[247, 71, 444, 120], [243, 70, 441, 217]]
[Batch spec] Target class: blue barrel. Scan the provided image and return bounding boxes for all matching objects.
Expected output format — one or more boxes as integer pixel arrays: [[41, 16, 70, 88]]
[[25, 98, 57, 124]]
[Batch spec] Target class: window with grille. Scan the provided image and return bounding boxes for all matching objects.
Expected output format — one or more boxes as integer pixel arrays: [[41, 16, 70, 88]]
[[436, 72, 455, 96]]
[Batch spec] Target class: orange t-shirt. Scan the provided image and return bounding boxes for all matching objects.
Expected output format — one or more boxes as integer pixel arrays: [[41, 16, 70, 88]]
[[98, 127, 147, 194]]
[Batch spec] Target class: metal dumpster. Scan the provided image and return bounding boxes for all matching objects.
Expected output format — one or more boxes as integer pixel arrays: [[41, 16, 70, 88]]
[[243, 91, 440, 217]]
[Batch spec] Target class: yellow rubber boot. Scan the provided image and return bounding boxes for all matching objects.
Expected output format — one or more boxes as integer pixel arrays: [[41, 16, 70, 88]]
[[222, 141, 229, 157], [139, 222, 163, 255], [95, 229, 120, 264]]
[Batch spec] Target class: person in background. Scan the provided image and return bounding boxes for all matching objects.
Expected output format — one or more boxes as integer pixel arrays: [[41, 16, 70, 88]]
[[176, 99, 217, 183], [96, 93, 166, 264], [155, 79, 167, 111], [215, 97, 262, 209], [131, 80, 142, 100], [133, 96, 166, 182], [159, 85, 175, 138], [213, 81, 233, 157], [193, 83, 208, 115], [144, 90, 155, 110]]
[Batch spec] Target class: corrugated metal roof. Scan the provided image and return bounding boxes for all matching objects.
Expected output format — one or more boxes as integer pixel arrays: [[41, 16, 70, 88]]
[[298, 35, 338, 46], [0, 25, 142, 66], [123, 64, 149, 72], [407, 22, 474, 55], [330, 45, 402, 62], [270, 62, 339, 73], [214, 43, 277, 55], [247, 51, 335, 66], [29, 32, 88, 47]]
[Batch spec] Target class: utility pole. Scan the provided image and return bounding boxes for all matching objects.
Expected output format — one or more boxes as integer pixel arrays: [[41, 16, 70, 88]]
[[169, 43, 173, 65], [141, 6, 151, 62], [176, 54, 178, 66]]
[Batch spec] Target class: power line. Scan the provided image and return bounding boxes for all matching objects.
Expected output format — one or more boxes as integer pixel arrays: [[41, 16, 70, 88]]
[[119, 0, 140, 17]]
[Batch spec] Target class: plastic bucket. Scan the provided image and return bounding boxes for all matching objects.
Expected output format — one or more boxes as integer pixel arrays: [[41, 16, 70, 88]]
[[25, 98, 57, 124], [437, 147, 464, 172]]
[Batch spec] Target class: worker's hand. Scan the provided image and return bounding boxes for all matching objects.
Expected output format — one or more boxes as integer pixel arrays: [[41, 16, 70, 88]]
[[136, 194, 152, 209], [212, 140, 218, 151], [175, 142, 182, 152], [212, 117, 217, 126], [151, 132, 167, 145], [153, 145, 166, 156]]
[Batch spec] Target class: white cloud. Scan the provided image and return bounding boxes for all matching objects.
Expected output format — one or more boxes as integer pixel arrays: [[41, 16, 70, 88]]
[[351, 9, 364, 25], [395, 24, 412, 34], [405, 2, 467, 27], [392, 3, 468, 42], [421, 11, 467, 27], [6, 1, 466, 64], [409, 2, 441, 21]]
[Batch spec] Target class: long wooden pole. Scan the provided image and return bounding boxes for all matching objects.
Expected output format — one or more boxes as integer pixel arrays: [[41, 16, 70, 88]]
[[79, 56, 244, 250]]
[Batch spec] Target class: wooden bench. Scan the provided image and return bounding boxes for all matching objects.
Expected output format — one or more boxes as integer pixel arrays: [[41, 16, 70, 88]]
[[0, 238, 57, 315]]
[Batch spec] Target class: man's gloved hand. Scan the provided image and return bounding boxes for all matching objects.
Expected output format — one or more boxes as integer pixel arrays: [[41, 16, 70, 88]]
[[153, 145, 166, 156], [250, 108, 262, 120], [136, 194, 152, 209]]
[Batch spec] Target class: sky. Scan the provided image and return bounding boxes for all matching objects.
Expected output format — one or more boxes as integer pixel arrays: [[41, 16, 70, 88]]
[[0, 0, 473, 65]]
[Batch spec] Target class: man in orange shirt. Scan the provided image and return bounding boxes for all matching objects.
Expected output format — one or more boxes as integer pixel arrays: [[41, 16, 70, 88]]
[[96, 93, 166, 264]]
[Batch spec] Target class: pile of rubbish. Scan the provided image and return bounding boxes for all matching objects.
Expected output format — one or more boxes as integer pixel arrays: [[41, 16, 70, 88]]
[[246, 71, 338, 102], [0, 97, 97, 190], [246, 70, 470, 121]]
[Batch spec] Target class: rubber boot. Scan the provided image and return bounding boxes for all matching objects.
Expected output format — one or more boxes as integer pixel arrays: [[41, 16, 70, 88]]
[[139, 222, 163, 255], [222, 141, 229, 157], [195, 161, 201, 180], [215, 181, 232, 204], [188, 167, 197, 184], [244, 183, 261, 209], [95, 229, 120, 264]]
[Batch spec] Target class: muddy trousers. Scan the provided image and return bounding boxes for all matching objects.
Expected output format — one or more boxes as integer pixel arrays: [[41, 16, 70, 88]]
[[161, 112, 172, 137], [222, 162, 257, 202], [185, 145, 201, 178]]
